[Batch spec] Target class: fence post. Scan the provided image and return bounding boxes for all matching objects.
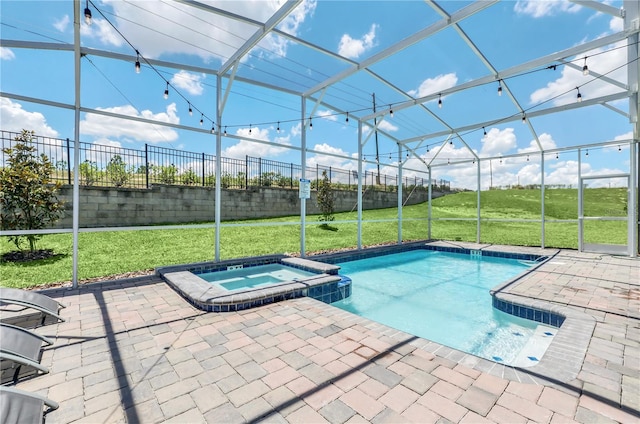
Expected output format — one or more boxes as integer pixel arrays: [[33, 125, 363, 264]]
[[290, 163, 293, 188], [329, 166, 332, 184], [202, 152, 205, 186], [145, 144, 149, 189], [316, 164, 319, 189], [66, 138, 71, 185], [258, 157, 262, 187], [245, 155, 248, 188]]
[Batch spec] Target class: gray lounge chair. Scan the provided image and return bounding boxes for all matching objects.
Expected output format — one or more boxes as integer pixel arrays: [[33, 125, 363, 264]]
[[0, 386, 58, 424], [0, 323, 52, 384], [0, 288, 65, 327]]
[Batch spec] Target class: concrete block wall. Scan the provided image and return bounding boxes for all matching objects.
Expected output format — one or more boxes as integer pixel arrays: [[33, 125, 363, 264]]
[[55, 185, 437, 228]]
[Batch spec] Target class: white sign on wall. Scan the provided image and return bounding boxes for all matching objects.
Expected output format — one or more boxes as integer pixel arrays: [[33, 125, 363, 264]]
[[299, 178, 311, 199]]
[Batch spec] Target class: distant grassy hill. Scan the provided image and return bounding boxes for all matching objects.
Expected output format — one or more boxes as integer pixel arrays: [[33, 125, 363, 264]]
[[427, 187, 628, 248]]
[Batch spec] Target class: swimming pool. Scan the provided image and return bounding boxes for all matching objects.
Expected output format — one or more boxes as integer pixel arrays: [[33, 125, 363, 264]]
[[331, 249, 557, 366], [197, 264, 317, 291]]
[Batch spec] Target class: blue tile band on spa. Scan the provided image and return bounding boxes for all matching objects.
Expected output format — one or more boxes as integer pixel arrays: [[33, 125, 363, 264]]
[[492, 297, 565, 327]]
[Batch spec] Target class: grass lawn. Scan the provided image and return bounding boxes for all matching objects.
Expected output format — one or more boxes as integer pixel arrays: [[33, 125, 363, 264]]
[[1, 188, 630, 288]]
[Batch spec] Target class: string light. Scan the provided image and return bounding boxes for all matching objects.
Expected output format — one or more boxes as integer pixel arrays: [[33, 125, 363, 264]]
[[135, 51, 140, 74], [224, 126, 227, 136], [309, 117, 313, 130], [438, 94, 442, 109], [249, 124, 252, 134], [188, 103, 192, 116], [345, 112, 349, 124], [449, 140, 453, 145], [526, 155, 530, 161], [556, 152, 559, 159], [200, 114, 203, 126], [522, 113, 526, 123], [211, 123, 215, 134], [576, 87, 582, 102], [276, 122, 280, 133], [389, 105, 394, 118], [585, 149, 589, 156], [618, 145, 621, 152], [483, 127, 487, 136], [582, 56, 589, 76], [84, 0, 92, 25], [406, 151, 409, 158], [497, 80, 503, 96], [163, 82, 169, 100]]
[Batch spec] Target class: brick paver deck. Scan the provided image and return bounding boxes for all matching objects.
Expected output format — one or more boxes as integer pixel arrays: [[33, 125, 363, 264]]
[[5, 244, 639, 423]]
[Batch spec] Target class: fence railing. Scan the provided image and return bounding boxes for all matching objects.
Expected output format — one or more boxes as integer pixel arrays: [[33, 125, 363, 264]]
[[1, 130, 450, 192]]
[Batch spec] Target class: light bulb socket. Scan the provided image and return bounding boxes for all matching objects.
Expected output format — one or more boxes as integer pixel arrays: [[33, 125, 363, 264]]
[[84, 7, 92, 25], [135, 60, 140, 73]]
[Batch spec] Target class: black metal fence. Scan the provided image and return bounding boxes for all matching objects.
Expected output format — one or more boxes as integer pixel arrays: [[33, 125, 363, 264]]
[[1, 130, 450, 192]]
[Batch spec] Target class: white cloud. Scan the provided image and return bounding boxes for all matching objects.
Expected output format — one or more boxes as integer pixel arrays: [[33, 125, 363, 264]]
[[377, 120, 398, 132], [610, 15, 623, 32], [338, 24, 378, 59], [259, 0, 317, 58], [53, 15, 70, 32], [96, 1, 314, 62], [81, 18, 123, 47], [480, 128, 517, 156], [518, 133, 558, 154], [307, 143, 356, 171], [514, 0, 581, 18], [222, 126, 290, 159], [317, 110, 337, 121], [407, 73, 458, 99], [0, 98, 59, 137], [1, 47, 15, 60], [530, 40, 627, 106], [80, 103, 179, 142], [170, 71, 206, 96]]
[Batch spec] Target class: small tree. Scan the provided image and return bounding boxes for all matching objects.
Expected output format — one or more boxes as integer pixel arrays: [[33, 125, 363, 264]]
[[106, 155, 130, 187], [0, 130, 64, 252], [316, 169, 335, 224]]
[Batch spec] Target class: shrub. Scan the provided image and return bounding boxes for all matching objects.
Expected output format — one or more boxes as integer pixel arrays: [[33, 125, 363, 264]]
[[106, 155, 131, 187], [0, 130, 64, 252], [153, 164, 178, 184], [79, 160, 100, 186], [181, 168, 199, 185], [316, 169, 335, 223]]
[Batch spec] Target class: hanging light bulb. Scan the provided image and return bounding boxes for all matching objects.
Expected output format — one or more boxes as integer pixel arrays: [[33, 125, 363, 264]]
[[389, 105, 394, 118], [576, 87, 582, 103], [483, 127, 487, 136], [211, 123, 215, 134], [522, 113, 526, 124], [249, 124, 252, 134], [497, 80, 503, 96], [500, 157, 502, 164], [188, 103, 192, 116], [582, 56, 589, 76], [438, 94, 442, 109], [276, 122, 280, 133], [406, 151, 409, 158], [224, 126, 227, 136], [309, 117, 313, 130], [447, 158, 450, 165], [526, 155, 530, 162], [556, 152, 559, 159], [618, 145, 621, 152], [200, 114, 203, 126], [345, 112, 349, 124], [135, 51, 141, 74], [388, 153, 392, 161], [585, 149, 589, 156], [163, 82, 169, 100], [449, 140, 453, 145], [84, 0, 92, 25]]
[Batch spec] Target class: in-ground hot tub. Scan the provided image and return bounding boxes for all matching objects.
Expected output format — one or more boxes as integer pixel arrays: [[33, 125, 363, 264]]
[[157, 255, 351, 312]]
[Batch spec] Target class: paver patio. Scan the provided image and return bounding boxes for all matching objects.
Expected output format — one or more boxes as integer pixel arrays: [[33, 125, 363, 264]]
[[4, 243, 639, 423]]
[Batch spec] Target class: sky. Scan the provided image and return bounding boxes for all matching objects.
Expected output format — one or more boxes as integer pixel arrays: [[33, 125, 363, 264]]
[[0, 0, 636, 190]]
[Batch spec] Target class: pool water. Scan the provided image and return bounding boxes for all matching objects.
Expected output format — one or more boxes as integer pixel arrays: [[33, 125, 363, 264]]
[[197, 264, 317, 291], [332, 249, 556, 366]]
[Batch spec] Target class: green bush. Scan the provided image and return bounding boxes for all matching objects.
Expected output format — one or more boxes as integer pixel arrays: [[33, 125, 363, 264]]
[[182, 168, 199, 185], [153, 164, 178, 184], [0, 130, 64, 252], [106, 155, 131, 187], [79, 160, 100, 186]]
